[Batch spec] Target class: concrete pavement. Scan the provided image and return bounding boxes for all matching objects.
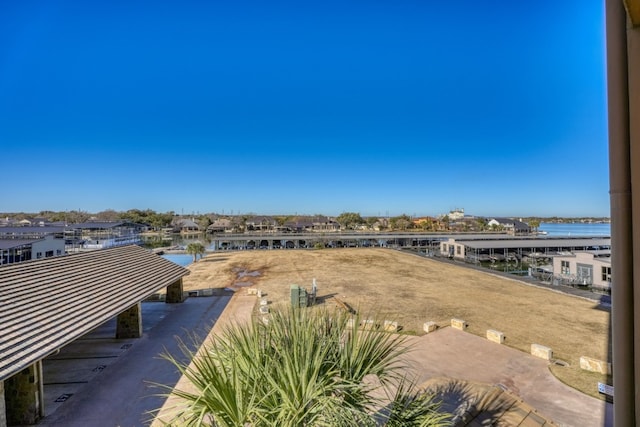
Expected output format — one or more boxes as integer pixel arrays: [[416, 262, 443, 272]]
[[37, 295, 231, 427], [402, 327, 613, 427]]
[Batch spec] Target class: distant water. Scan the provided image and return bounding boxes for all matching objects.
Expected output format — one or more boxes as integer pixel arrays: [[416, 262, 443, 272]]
[[162, 254, 193, 267], [538, 222, 610, 237]]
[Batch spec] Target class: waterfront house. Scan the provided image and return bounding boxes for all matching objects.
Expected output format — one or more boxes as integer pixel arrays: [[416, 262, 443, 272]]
[[246, 216, 277, 232], [206, 218, 234, 233], [487, 218, 531, 235], [172, 218, 200, 233], [311, 215, 340, 232]]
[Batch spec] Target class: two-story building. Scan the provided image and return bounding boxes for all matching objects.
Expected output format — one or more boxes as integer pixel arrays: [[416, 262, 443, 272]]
[[552, 250, 612, 292]]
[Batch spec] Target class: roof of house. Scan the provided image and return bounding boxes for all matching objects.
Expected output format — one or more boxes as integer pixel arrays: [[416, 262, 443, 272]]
[[174, 218, 199, 228], [0, 245, 189, 381]]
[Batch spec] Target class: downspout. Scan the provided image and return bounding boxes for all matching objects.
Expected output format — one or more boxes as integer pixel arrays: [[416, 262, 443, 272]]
[[606, 0, 634, 424]]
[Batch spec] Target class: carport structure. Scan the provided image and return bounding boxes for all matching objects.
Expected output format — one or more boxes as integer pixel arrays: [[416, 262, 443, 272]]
[[0, 245, 190, 426]]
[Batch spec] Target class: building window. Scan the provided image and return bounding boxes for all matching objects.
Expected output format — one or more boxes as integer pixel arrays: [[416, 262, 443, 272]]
[[56, 249, 62, 255], [456, 246, 461, 255], [602, 266, 612, 283], [561, 260, 570, 275], [442, 244, 447, 252], [45, 250, 54, 257], [36, 252, 43, 259]]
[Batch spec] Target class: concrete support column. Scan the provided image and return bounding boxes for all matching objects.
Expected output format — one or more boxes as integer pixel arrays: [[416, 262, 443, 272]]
[[166, 278, 185, 303], [4, 362, 44, 425], [116, 303, 143, 339], [0, 380, 6, 427]]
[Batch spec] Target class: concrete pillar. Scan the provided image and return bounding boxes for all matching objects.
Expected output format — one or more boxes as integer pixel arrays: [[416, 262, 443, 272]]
[[166, 278, 185, 303], [4, 362, 44, 425], [116, 303, 142, 339], [1, 380, 6, 427]]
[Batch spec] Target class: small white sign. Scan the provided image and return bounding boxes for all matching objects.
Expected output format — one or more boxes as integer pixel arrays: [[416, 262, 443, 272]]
[[598, 382, 614, 397]]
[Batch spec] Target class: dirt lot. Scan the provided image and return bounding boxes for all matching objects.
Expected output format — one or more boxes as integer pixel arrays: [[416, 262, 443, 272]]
[[181, 248, 611, 399]]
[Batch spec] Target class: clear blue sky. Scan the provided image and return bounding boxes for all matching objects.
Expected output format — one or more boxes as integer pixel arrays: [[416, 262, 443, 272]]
[[0, 0, 609, 218]]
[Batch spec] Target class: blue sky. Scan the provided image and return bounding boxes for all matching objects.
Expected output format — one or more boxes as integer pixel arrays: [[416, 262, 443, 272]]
[[0, 0, 609, 218]]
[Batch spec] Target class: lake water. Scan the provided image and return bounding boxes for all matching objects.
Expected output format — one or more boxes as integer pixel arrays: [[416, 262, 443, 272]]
[[161, 253, 193, 267], [538, 222, 610, 237]]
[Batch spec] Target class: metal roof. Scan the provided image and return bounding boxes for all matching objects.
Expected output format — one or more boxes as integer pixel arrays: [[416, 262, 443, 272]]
[[0, 245, 189, 381], [0, 226, 67, 234], [0, 238, 44, 250], [452, 237, 611, 250]]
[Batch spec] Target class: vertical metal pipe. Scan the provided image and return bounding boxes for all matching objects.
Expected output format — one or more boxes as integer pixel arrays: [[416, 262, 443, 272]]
[[606, 0, 634, 424]]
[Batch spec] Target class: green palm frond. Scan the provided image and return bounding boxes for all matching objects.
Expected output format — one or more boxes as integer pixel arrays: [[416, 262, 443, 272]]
[[157, 305, 450, 426]]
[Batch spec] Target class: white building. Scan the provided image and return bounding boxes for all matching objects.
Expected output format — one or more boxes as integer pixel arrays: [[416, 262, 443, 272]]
[[0, 235, 65, 265], [552, 251, 611, 292]]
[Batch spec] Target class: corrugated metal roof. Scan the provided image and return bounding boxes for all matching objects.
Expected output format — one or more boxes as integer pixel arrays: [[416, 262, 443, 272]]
[[453, 237, 610, 250], [0, 245, 189, 381]]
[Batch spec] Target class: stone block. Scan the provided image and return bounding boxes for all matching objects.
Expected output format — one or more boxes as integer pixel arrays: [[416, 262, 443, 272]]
[[361, 319, 376, 330], [247, 288, 258, 295], [580, 356, 611, 375], [487, 329, 505, 344], [257, 289, 263, 298], [531, 344, 553, 360], [451, 318, 467, 330], [383, 320, 398, 332], [423, 321, 437, 333], [260, 298, 268, 306], [347, 318, 356, 328], [259, 306, 269, 315]]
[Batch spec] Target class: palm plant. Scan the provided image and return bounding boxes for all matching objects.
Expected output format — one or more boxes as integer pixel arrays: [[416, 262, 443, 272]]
[[156, 306, 449, 426], [186, 242, 206, 262]]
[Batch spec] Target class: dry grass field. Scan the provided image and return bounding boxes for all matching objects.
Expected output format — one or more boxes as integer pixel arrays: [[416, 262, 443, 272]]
[[181, 248, 611, 399]]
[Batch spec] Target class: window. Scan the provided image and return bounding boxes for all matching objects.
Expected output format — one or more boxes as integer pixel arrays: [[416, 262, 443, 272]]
[[442, 244, 447, 252], [36, 252, 42, 259], [56, 250, 62, 255], [602, 266, 612, 283], [45, 250, 54, 257], [456, 246, 461, 255], [577, 263, 593, 285], [561, 260, 570, 275]]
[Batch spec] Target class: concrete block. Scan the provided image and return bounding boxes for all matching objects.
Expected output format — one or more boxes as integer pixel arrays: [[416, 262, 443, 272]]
[[451, 318, 467, 330], [487, 329, 505, 344], [346, 318, 356, 328], [247, 288, 258, 295], [383, 320, 398, 332], [531, 344, 553, 360], [200, 288, 213, 296], [423, 321, 437, 333], [580, 356, 611, 375], [361, 319, 376, 330], [257, 290, 262, 298], [259, 306, 269, 315], [260, 298, 268, 306]]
